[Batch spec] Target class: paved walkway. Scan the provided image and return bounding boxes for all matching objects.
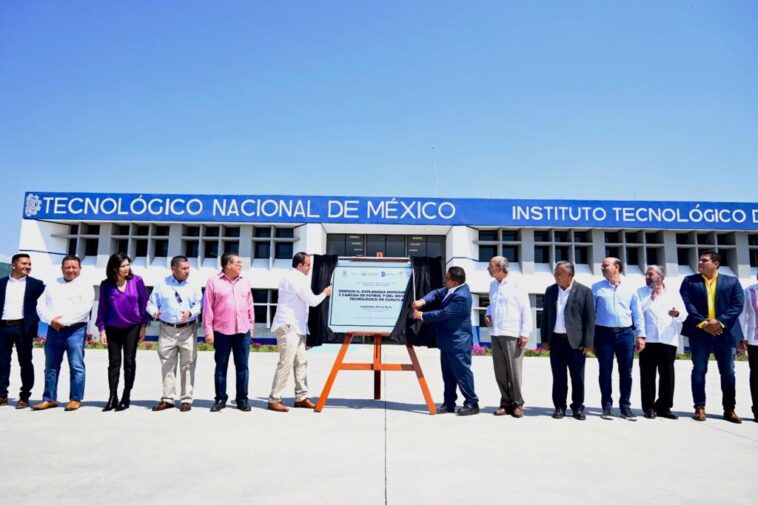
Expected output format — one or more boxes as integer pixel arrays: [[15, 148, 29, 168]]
[[1, 346, 756, 505]]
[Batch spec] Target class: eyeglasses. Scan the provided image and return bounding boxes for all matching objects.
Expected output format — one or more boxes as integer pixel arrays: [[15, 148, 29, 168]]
[[174, 290, 183, 304]]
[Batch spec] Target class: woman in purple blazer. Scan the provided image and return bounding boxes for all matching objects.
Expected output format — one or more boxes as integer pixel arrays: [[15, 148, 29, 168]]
[[96, 253, 149, 411]]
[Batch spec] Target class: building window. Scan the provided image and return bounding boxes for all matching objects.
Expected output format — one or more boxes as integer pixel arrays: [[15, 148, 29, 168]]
[[477, 229, 521, 263], [252, 289, 278, 337], [252, 226, 296, 260], [326, 234, 445, 258]]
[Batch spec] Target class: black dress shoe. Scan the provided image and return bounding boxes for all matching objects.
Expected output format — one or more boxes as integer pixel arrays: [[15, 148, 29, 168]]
[[621, 408, 637, 421], [657, 410, 678, 420], [551, 408, 566, 419], [572, 409, 586, 420], [643, 410, 656, 419], [456, 405, 480, 416], [210, 400, 226, 412], [437, 404, 455, 414], [601, 408, 613, 420], [237, 402, 251, 412], [102, 395, 119, 412]]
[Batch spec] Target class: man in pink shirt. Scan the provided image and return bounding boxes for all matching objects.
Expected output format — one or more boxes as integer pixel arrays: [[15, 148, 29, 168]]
[[203, 253, 255, 412]]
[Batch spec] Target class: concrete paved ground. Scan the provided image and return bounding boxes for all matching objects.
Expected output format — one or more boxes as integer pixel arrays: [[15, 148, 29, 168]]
[[1, 345, 756, 505]]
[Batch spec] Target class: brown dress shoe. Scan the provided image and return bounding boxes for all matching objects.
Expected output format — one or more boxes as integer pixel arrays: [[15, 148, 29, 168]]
[[294, 398, 316, 409], [64, 401, 81, 411], [723, 410, 742, 424], [493, 407, 508, 416], [32, 401, 59, 411], [15, 399, 30, 409], [180, 403, 192, 412], [512, 406, 525, 418], [152, 401, 175, 412], [0, 397, 8, 406], [267, 402, 290, 412], [693, 407, 706, 421]]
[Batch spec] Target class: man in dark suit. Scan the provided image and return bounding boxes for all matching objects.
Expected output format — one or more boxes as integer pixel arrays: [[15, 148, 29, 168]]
[[540, 261, 595, 420], [0, 253, 46, 408], [413, 266, 479, 416], [680, 250, 745, 423]]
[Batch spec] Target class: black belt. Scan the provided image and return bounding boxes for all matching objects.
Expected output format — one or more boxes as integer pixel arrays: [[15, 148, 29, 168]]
[[597, 325, 633, 334], [160, 320, 195, 329], [552, 332, 568, 337], [0, 319, 24, 327]]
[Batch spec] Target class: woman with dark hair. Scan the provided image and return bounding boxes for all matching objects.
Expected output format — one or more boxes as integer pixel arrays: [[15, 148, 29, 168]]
[[95, 253, 149, 411]]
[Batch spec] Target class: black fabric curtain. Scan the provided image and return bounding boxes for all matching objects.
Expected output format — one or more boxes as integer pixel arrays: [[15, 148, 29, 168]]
[[388, 256, 445, 347], [307, 254, 339, 347]]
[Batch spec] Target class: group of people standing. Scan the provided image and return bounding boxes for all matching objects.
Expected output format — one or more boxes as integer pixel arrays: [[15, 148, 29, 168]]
[[0, 251, 331, 414], [1, 250, 757, 423], [413, 251, 758, 424]]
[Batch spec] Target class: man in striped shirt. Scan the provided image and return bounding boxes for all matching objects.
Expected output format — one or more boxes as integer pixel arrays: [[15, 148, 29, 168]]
[[203, 253, 255, 412]]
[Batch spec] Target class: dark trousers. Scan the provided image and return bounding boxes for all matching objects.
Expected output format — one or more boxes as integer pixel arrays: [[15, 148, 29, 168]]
[[440, 350, 478, 408], [689, 335, 736, 411], [594, 326, 635, 409], [0, 325, 35, 400], [749, 345, 758, 415], [549, 333, 586, 412], [213, 331, 250, 403], [638, 342, 677, 413], [106, 325, 140, 395]]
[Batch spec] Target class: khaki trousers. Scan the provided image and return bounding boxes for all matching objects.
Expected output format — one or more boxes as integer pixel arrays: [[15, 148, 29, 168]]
[[268, 324, 308, 403], [491, 335, 525, 407], [157, 322, 198, 404]]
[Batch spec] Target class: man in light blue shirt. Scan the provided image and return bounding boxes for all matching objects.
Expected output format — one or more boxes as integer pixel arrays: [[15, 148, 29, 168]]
[[146, 255, 203, 412], [592, 257, 646, 420]]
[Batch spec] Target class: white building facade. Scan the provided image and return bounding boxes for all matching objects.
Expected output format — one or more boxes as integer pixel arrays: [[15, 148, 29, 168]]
[[18, 192, 758, 347]]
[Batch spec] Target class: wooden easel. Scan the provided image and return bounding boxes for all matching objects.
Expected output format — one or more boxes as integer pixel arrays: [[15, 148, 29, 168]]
[[314, 332, 437, 414]]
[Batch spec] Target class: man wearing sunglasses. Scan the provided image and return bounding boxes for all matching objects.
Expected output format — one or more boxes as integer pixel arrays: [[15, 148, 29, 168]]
[[147, 255, 203, 412]]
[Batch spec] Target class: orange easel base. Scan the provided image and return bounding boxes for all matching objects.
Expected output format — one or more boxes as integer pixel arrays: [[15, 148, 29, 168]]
[[314, 333, 437, 415]]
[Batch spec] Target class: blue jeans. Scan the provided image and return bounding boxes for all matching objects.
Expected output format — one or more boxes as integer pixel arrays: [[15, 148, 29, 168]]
[[43, 324, 87, 402], [689, 336, 736, 411], [440, 350, 478, 408], [595, 326, 635, 409], [213, 332, 250, 403], [549, 334, 586, 411]]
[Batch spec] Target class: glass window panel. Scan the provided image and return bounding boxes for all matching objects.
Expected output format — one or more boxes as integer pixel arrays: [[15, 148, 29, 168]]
[[605, 231, 620, 244], [573, 231, 589, 243], [478, 245, 497, 262], [645, 247, 660, 266], [534, 245, 550, 264], [114, 238, 128, 255], [204, 241, 219, 258], [224, 227, 240, 237], [385, 236, 405, 257], [677, 248, 690, 266], [184, 226, 200, 237], [426, 236, 445, 258], [153, 225, 170, 236], [275, 242, 293, 259], [205, 226, 220, 237], [554, 231, 569, 242], [748, 234, 758, 246], [574, 246, 589, 264], [254, 242, 271, 258], [750, 249, 758, 268], [275, 228, 294, 238], [114, 224, 130, 235], [345, 235, 365, 256], [478, 230, 497, 241], [154, 239, 169, 257], [627, 248, 640, 266], [223, 242, 239, 255], [253, 306, 267, 323], [254, 227, 272, 238], [184, 240, 199, 257], [70, 224, 79, 234], [135, 239, 148, 257], [68, 239, 78, 256], [85, 224, 100, 235], [252, 289, 269, 304], [327, 235, 346, 256], [501, 230, 520, 242], [366, 235, 386, 257], [605, 246, 620, 258], [555, 245, 569, 262], [135, 225, 149, 236], [502, 245, 519, 263], [533, 230, 550, 242]]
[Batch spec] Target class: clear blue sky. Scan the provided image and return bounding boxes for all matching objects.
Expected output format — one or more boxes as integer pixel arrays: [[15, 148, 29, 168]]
[[1, 1, 756, 254]]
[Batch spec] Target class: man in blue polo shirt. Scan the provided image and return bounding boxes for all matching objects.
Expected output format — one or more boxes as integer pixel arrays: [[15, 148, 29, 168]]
[[592, 257, 645, 420]]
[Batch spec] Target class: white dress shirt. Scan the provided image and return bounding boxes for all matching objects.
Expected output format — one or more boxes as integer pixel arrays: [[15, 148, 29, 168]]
[[2, 276, 27, 320], [271, 268, 327, 335], [740, 283, 758, 346], [486, 275, 532, 337], [636, 285, 687, 347], [37, 276, 95, 327], [553, 281, 574, 334]]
